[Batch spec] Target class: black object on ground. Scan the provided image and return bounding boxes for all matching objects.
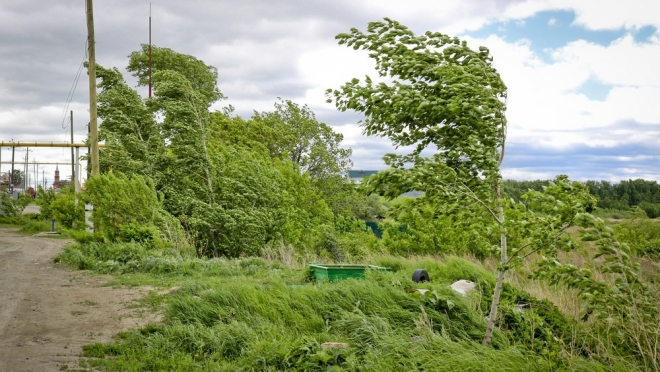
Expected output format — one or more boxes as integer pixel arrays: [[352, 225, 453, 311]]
[[412, 269, 429, 283]]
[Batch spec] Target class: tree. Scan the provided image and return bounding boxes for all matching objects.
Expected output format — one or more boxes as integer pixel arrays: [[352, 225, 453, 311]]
[[96, 65, 166, 182], [96, 45, 225, 206], [96, 46, 349, 257], [212, 99, 359, 218], [328, 18, 509, 345], [252, 99, 353, 179], [127, 45, 224, 105], [10, 170, 24, 186]]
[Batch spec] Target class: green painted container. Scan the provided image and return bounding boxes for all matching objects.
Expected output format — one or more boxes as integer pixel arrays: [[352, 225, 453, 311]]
[[308, 264, 392, 282]]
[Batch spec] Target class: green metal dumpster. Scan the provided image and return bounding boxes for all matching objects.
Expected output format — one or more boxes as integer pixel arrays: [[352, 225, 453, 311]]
[[308, 264, 391, 282]]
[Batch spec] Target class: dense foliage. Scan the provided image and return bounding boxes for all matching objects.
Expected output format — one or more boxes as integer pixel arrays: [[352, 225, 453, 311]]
[[0, 191, 30, 218], [18, 20, 658, 372], [51, 247, 617, 371], [90, 46, 375, 258], [505, 179, 660, 218]]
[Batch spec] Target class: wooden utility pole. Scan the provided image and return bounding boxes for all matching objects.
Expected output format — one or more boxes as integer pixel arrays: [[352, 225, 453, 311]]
[[10, 146, 15, 191], [86, 0, 99, 176], [148, 2, 153, 98], [87, 123, 91, 179], [24, 149, 28, 190], [70, 111, 75, 185]]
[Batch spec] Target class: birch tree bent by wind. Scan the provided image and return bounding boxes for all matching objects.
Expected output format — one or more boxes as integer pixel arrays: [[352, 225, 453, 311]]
[[327, 18, 508, 345]]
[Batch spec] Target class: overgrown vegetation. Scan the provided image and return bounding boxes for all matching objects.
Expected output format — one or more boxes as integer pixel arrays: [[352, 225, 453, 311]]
[[504, 179, 660, 219], [55, 249, 615, 371], [4, 16, 655, 372]]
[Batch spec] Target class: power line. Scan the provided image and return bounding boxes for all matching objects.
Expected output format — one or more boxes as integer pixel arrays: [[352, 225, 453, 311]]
[[61, 40, 88, 130]]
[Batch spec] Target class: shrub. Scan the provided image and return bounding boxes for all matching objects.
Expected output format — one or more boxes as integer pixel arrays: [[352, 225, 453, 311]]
[[35, 186, 57, 219], [613, 218, 660, 258], [49, 187, 84, 229], [0, 192, 30, 217], [19, 220, 52, 234]]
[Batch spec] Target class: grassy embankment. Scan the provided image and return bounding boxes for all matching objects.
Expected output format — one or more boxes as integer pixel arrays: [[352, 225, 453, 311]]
[[52, 237, 651, 372]]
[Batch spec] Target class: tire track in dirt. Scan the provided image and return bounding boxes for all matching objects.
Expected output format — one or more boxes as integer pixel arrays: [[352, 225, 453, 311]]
[[0, 228, 160, 371]]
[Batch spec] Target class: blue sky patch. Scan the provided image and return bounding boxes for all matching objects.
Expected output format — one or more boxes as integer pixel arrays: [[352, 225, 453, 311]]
[[634, 25, 657, 43], [574, 77, 612, 101], [463, 10, 626, 62], [502, 139, 660, 181]]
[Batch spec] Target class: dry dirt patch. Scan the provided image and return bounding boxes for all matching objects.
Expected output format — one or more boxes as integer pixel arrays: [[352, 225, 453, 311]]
[[0, 228, 160, 371]]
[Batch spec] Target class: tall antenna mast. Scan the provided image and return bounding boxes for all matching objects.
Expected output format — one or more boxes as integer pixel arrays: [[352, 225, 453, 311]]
[[148, 2, 152, 98]]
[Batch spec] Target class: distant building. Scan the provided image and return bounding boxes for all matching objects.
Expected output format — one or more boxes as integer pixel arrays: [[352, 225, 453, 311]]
[[348, 170, 379, 184], [53, 164, 61, 189]]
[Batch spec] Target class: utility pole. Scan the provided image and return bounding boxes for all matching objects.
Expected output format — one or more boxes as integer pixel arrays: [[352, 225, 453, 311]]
[[148, 2, 152, 98], [75, 147, 80, 193], [24, 149, 28, 191], [70, 110, 75, 187], [86, 0, 99, 176], [23, 149, 32, 191], [10, 145, 15, 192], [87, 123, 91, 179]]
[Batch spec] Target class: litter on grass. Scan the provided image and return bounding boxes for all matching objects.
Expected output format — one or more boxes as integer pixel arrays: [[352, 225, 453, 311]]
[[450, 280, 475, 295]]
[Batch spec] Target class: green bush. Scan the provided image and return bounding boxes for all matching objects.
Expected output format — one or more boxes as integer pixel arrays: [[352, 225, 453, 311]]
[[638, 201, 660, 219], [379, 199, 497, 259], [66, 229, 105, 244], [0, 192, 30, 217], [86, 173, 163, 240], [614, 219, 660, 258], [49, 187, 84, 229], [35, 186, 57, 219], [19, 220, 52, 234]]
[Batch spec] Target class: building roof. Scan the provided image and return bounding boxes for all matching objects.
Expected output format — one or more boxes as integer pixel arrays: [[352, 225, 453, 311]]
[[348, 170, 379, 179]]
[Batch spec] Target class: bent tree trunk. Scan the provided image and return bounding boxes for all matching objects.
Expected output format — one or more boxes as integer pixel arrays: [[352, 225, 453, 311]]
[[483, 196, 507, 346]]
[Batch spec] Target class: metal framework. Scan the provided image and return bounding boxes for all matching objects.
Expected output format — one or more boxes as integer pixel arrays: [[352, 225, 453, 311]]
[[0, 142, 104, 148], [0, 142, 103, 192]]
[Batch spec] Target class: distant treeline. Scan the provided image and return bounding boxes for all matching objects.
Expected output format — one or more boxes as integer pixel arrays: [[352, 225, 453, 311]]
[[504, 179, 660, 218]]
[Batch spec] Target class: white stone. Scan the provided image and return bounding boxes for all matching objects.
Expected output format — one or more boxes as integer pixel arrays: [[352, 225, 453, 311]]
[[450, 280, 476, 296]]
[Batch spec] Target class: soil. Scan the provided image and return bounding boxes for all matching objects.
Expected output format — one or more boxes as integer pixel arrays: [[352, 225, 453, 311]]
[[0, 228, 160, 371]]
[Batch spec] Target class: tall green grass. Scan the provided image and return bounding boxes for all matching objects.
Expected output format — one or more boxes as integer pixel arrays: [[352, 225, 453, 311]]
[[85, 274, 594, 371], [19, 219, 52, 234], [56, 241, 622, 371]]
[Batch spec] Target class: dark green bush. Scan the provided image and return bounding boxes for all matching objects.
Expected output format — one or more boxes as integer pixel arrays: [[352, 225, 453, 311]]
[[614, 219, 660, 258]]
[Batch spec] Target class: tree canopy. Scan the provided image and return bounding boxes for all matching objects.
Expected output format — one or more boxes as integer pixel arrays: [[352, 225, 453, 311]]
[[92, 46, 373, 257]]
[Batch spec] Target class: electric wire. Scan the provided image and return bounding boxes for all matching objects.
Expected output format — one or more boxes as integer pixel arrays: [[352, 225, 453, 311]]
[[61, 39, 88, 130]]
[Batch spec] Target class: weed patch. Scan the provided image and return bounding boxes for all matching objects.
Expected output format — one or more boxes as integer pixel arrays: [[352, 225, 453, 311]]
[[62, 241, 616, 371]]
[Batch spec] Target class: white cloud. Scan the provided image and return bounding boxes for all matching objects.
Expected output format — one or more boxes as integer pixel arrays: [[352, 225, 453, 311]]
[[502, 168, 554, 180], [553, 36, 660, 87], [2, 0, 659, 181], [502, 0, 660, 31], [458, 28, 660, 157]]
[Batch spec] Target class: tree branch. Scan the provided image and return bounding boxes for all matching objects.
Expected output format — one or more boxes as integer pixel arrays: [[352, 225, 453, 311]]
[[437, 179, 501, 224], [506, 222, 573, 265]]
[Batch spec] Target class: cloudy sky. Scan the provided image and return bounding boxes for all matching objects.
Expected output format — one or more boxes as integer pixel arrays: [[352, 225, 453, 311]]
[[0, 0, 659, 188]]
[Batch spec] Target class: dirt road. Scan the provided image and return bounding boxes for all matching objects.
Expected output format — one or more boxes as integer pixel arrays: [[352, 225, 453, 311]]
[[0, 228, 158, 371]]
